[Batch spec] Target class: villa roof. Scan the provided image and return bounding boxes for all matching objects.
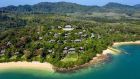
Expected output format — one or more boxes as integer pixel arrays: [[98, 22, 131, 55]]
[[91, 33, 95, 38], [64, 47, 68, 50], [63, 50, 68, 54], [49, 40, 55, 43], [69, 48, 75, 51], [78, 32, 83, 34], [7, 41, 12, 46], [79, 47, 84, 50], [0, 49, 5, 54], [48, 50, 53, 52], [74, 39, 82, 42], [58, 26, 62, 29], [65, 25, 72, 28], [39, 37, 43, 40], [63, 25, 74, 31]]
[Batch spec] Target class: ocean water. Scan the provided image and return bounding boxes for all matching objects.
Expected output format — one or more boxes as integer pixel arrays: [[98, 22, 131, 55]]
[[0, 44, 140, 79]]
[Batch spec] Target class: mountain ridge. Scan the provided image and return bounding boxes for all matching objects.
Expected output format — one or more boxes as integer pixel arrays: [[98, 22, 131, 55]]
[[0, 2, 140, 14]]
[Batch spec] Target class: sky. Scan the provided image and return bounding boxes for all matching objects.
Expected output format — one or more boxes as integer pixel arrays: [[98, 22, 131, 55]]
[[0, 0, 140, 7]]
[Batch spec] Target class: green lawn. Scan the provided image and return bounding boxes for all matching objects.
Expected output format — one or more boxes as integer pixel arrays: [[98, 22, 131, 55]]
[[61, 53, 78, 62]]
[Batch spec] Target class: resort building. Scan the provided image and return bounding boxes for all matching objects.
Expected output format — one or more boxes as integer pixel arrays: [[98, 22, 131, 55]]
[[64, 34, 68, 38], [7, 41, 12, 46], [54, 33, 59, 38], [91, 33, 95, 38], [63, 25, 74, 31], [39, 37, 43, 40], [49, 40, 55, 43], [81, 34, 88, 38], [79, 47, 84, 52], [0, 49, 5, 54], [74, 39, 82, 43], [78, 32, 83, 35], [98, 34, 101, 39], [63, 47, 69, 54], [68, 48, 76, 54], [48, 49, 53, 53], [58, 26, 62, 29]]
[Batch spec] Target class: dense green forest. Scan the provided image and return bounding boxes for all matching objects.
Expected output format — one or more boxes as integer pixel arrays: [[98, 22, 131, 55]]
[[0, 2, 140, 68]]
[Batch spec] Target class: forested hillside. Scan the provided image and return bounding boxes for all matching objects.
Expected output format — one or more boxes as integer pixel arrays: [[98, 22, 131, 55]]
[[0, 2, 140, 14], [0, 2, 140, 69]]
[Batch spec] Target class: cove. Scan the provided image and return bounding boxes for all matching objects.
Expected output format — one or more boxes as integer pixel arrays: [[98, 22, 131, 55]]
[[0, 44, 140, 79]]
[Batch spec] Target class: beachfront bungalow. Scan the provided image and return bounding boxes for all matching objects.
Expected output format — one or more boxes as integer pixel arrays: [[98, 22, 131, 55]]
[[7, 41, 12, 46], [63, 47, 69, 54], [39, 37, 43, 40], [79, 47, 84, 52], [68, 48, 76, 54], [63, 25, 74, 31], [54, 33, 59, 38], [78, 32, 83, 35], [98, 34, 101, 39], [48, 49, 53, 53], [0, 49, 5, 56], [64, 34, 68, 38], [58, 26, 62, 29], [91, 33, 95, 38], [81, 34, 88, 38], [0, 49, 5, 54], [74, 39, 82, 43], [49, 40, 55, 43]]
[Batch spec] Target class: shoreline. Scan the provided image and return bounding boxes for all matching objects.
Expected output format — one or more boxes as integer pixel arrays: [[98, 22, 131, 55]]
[[0, 61, 54, 72], [54, 47, 118, 72], [54, 41, 140, 72], [54, 53, 112, 73], [113, 41, 140, 47], [0, 41, 140, 72]]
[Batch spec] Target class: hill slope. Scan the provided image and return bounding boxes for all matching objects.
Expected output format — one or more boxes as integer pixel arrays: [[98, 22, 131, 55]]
[[0, 2, 140, 14]]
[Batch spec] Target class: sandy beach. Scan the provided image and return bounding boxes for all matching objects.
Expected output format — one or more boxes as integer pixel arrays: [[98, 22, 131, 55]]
[[113, 41, 140, 47], [102, 48, 120, 55], [0, 49, 114, 72], [102, 41, 140, 55], [0, 61, 54, 72]]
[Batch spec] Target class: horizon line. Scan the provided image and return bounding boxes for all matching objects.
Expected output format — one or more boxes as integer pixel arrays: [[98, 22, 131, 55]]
[[0, 1, 139, 8]]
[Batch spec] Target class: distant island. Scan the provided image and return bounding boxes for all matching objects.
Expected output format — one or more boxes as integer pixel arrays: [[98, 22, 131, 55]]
[[0, 2, 140, 72]]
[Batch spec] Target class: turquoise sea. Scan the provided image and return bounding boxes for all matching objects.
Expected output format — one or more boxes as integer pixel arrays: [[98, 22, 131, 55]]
[[0, 44, 140, 79]]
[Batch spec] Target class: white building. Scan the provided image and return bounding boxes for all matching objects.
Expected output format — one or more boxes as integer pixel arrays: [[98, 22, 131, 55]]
[[39, 37, 43, 40], [74, 39, 82, 43], [91, 33, 95, 38], [49, 40, 55, 43], [0, 49, 5, 54], [63, 25, 74, 31], [58, 26, 62, 29], [7, 41, 12, 46], [68, 48, 76, 54]]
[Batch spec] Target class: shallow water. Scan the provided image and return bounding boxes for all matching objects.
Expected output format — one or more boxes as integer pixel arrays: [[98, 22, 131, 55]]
[[0, 44, 140, 79]]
